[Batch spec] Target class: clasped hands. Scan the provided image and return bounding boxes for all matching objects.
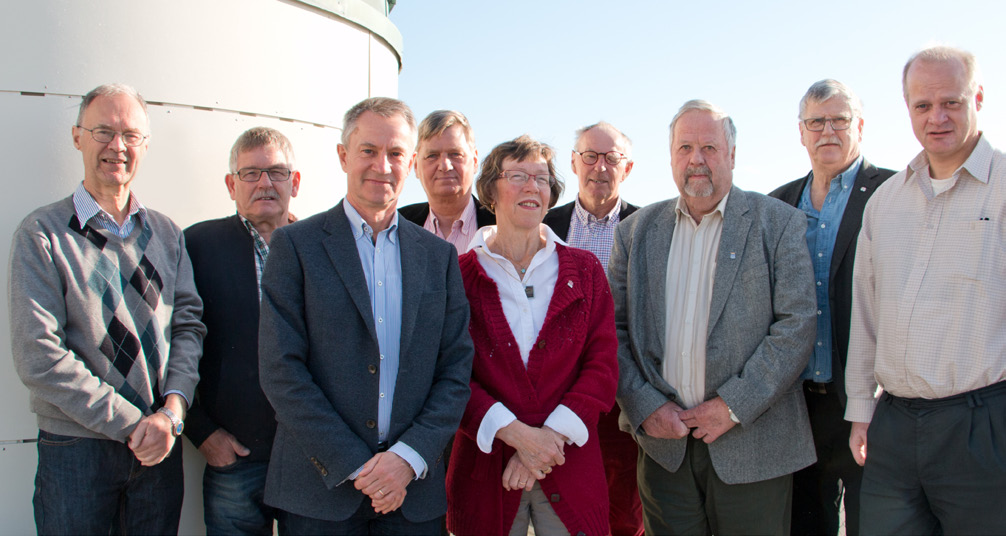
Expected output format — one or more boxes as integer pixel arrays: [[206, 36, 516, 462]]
[[354, 451, 415, 514], [496, 421, 567, 492], [642, 397, 737, 444], [128, 394, 185, 466]]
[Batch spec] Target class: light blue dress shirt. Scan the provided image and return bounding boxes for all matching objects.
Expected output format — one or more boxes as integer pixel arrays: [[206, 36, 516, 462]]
[[797, 157, 861, 383], [343, 201, 426, 479]]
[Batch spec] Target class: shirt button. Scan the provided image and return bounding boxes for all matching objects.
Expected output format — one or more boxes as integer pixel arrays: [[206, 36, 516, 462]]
[[817, 310, 822, 315], [380, 392, 385, 398], [817, 252, 824, 257], [378, 317, 383, 323], [380, 354, 385, 360], [817, 281, 822, 286], [368, 365, 377, 374], [817, 341, 824, 346], [820, 223, 826, 228], [378, 281, 383, 286], [815, 371, 821, 375]]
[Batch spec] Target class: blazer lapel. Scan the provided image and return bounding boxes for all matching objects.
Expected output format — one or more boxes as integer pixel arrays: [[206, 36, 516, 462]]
[[323, 201, 377, 340], [397, 222, 427, 358], [708, 187, 751, 335], [643, 201, 677, 357], [829, 161, 879, 284]]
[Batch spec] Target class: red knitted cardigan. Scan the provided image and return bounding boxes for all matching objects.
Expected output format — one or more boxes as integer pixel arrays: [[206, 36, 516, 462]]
[[447, 244, 619, 536]]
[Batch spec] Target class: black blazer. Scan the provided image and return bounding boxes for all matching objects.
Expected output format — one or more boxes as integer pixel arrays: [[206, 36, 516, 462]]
[[769, 160, 896, 405], [398, 195, 496, 230], [543, 198, 639, 240], [183, 214, 276, 461]]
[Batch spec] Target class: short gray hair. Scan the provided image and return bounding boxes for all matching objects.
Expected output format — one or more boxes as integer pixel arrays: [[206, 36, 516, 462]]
[[417, 110, 475, 151], [76, 83, 149, 128], [229, 127, 296, 173], [669, 99, 736, 151], [341, 97, 416, 146], [902, 45, 981, 102], [574, 121, 633, 159], [799, 79, 863, 119]]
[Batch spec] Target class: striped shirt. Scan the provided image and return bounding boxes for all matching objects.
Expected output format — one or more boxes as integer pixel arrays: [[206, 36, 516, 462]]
[[72, 182, 146, 238], [846, 135, 1006, 422]]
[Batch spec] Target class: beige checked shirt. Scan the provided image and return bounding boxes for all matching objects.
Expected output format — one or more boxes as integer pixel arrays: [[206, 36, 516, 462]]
[[845, 135, 1006, 423]]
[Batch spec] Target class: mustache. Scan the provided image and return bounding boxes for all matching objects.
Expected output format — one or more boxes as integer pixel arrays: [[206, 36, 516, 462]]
[[685, 165, 711, 179], [253, 189, 280, 201], [815, 136, 842, 148]]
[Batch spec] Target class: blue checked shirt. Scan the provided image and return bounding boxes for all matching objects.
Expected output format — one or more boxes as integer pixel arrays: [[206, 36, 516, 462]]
[[238, 214, 269, 300], [566, 196, 622, 268], [797, 157, 861, 382]]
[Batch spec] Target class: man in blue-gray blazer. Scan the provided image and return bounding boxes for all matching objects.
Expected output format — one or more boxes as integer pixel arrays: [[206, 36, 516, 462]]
[[609, 100, 817, 535], [258, 97, 474, 535]]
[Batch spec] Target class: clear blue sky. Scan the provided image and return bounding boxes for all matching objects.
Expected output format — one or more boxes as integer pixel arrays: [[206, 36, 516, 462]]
[[389, 1, 1004, 207]]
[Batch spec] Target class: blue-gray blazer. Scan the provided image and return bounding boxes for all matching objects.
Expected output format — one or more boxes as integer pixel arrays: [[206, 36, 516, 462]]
[[609, 186, 817, 484], [258, 200, 474, 522]]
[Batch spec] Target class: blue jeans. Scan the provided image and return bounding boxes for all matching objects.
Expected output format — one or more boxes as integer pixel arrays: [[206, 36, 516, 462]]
[[277, 500, 442, 535], [203, 458, 276, 535], [33, 430, 183, 535]]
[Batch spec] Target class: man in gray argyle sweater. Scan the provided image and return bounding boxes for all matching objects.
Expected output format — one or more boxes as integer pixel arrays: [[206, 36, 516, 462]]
[[8, 83, 205, 535]]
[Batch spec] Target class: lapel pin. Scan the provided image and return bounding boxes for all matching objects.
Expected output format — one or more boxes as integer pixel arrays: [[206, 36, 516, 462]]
[[860, 186, 867, 192], [567, 280, 574, 288], [730, 252, 736, 259]]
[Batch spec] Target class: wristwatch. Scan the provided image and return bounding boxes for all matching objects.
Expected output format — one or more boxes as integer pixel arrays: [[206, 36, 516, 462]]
[[726, 406, 741, 424], [157, 407, 184, 437]]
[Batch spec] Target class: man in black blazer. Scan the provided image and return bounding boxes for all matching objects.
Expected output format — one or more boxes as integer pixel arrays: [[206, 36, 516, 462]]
[[184, 127, 301, 534], [398, 110, 493, 253], [769, 80, 895, 536], [259, 98, 474, 534], [543, 121, 641, 536]]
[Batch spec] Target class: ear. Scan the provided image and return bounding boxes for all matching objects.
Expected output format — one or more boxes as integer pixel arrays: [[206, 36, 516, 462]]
[[406, 151, 417, 174], [975, 85, 984, 111], [571, 150, 578, 173], [472, 149, 478, 172], [290, 171, 302, 198], [337, 144, 349, 172], [225, 173, 238, 201], [72, 126, 83, 150], [856, 117, 865, 143], [622, 160, 634, 179], [799, 122, 808, 148], [729, 145, 736, 169]]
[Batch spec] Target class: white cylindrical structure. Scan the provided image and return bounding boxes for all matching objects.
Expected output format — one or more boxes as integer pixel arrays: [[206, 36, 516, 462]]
[[0, 1, 402, 534]]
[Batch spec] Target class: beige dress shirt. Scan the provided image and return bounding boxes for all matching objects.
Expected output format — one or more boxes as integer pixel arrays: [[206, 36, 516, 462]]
[[423, 196, 479, 254], [664, 193, 730, 409], [845, 135, 1006, 423]]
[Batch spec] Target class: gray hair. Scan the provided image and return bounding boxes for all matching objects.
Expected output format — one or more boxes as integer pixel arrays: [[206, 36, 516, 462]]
[[669, 99, 736, 151], [799, 79, 863, 119], [229, 127, 296, 173], [902, 45, 982, 102], [574, 121, 634, 159], [417, 110, 476, 151], [341, 97, 416, 146], [76, 83, 149, 128]]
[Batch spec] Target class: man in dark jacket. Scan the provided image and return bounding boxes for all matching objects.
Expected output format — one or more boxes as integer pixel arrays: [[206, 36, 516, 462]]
[[769, 80, 894, 536], [184, 127, 300, 535]]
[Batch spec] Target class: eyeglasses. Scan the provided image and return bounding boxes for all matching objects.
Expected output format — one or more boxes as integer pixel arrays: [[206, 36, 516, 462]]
[[77, 126, 148, 147], [499, 170, 554, 189], [234, 167, 294, 182], [575, 150, 626, 166], [802, 117, 854, 132]]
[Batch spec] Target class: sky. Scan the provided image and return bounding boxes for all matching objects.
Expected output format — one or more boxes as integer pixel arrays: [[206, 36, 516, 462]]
[[388, 0, 1005, 208]]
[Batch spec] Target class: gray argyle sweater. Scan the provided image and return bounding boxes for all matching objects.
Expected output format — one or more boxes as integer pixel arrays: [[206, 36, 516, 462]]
[[9, 195, 205, 442]]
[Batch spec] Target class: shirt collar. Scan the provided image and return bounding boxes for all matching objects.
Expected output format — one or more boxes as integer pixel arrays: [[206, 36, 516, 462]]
[[674, 191, 730, 223], [343, 199, 399, 243], [72, 182, 146, 227], [471, 223, 565, 269], [906, 133, 994, 186], [238, 213, 269, 248], [573, 196, 621, 226], [801, 156, 862, 205], [430, 196, 478, 234]]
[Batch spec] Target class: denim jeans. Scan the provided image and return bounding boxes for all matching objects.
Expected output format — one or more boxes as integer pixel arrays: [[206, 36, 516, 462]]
[[33, 430, 183, 535], [203, 458, 276, 535]]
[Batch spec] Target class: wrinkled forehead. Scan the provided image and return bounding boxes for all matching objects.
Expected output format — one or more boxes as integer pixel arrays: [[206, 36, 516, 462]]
[[81, 94, 150, 130]]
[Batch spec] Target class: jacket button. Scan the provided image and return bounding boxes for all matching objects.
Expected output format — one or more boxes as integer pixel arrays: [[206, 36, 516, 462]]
[[550, 493, 560, 503], [368, 365, 377, 374], [538, 340, 546, 349], [366, 420, 376, 428]]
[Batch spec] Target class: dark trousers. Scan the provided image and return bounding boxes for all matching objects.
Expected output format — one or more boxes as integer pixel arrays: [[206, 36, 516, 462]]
[[637, 439, 792, 536], [599, 406, 644, 536], [277, 500, 442, 536], [792, 383, 863, 536], [33, 430, 183, 535], [203, 458, 276, 535], [860, 381, 1006, 535]]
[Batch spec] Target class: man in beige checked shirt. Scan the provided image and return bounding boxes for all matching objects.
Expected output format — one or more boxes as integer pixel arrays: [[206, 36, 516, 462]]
[[845, 45, 1006, 534]]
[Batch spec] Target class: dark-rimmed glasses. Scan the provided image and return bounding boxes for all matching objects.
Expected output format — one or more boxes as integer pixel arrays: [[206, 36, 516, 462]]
[[77, 126, 148, 147], [575, 150, 626, 166], [802, 117, 853, 132], [234, 168, 294, 182]]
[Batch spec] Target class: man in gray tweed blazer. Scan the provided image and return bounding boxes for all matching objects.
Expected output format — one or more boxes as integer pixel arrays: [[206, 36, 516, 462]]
[[609, 100, 817, 535]]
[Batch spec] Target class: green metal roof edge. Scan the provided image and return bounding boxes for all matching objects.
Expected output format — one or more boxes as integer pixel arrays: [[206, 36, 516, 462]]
[[291, 0, 404, 71]]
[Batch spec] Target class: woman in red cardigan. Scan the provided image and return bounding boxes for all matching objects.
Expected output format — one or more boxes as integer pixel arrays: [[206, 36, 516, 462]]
[[446, 135, 619, 536]]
